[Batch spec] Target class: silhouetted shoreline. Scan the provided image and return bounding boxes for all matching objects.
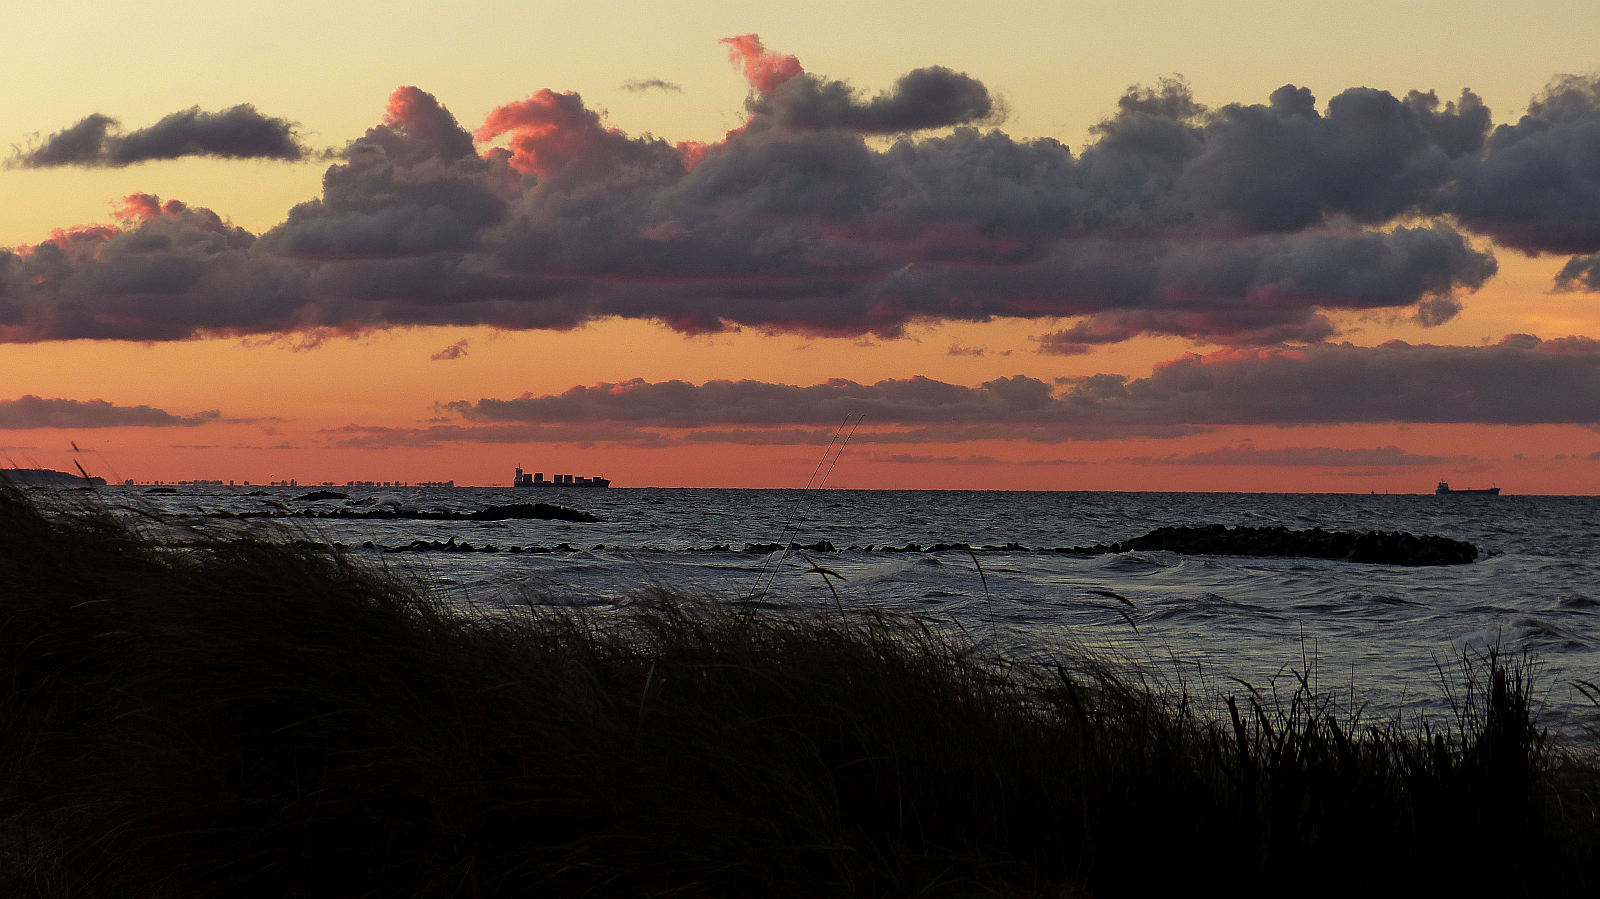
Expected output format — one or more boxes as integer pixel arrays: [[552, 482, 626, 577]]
[[0, 467, 103, 487]]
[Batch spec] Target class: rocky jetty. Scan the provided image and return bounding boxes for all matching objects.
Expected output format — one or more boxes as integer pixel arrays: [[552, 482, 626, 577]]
[[744, 540, 836, 554], [1051, 524, 1478, 566], [364, 539, 586, 554], [303, 523, 1479, 566], [693, 527, 1479, 566]]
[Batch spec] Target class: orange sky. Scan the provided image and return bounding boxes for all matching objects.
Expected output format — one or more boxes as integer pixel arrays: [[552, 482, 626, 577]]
[[4, 6, 1600, 492]]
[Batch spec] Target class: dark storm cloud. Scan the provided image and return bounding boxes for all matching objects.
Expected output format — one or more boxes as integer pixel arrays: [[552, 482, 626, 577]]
[[871, 453, 1003, 465], [431, 338, 469, 360], [448, 335, 1600, 431], [321, 422, 674, 449], [622, 78, 683, 93], [452, 375, 1060, 426], [1073, 73, 1600, 263], [258, 86, 507, 260], [0, 396, 217, 429], [1021, 225, 1493, 346], [1134, 445, 1462, 467], [1438, 75, 1600, 255], [948, 343, 1007, 356], [680, 427, 838, 445], [8, 44, 1600, 345], [10, 105, 310, 168], [0, 197, 306, 341], [11, 113, 118, 167], [675, 424, 1188, 444], [1555, 253, 1600, 291], [1176, 85, 1488, 232], [1057, 335, 1600, 425], [748, 66, 997, 134]]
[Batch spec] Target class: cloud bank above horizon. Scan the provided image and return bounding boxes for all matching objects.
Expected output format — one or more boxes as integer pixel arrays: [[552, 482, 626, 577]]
[[0, 396, 218, 429], [3, 36, 1599, 348], [285, 335, 1597, 450]]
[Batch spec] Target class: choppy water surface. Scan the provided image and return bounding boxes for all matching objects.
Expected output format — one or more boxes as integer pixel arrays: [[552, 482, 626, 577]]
[[127, 487, 1600, 733]]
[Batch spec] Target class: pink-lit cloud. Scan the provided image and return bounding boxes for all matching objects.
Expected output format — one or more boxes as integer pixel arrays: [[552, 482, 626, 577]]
[[474, 90, 643, 176], [720, 34, 803, 96]]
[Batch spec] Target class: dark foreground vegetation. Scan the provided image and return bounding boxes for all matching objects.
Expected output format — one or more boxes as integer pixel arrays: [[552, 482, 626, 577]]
[[0, 487, 1595, 897]]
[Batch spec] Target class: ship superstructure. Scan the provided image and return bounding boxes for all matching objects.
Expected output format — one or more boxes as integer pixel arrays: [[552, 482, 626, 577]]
[[514, 468, 611, 488], [1435, 481, 1500, 495]]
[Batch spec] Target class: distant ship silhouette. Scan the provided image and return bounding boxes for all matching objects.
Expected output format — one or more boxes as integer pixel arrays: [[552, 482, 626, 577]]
[[1435, 481, 1500, 496], [513, 467, 610, 488]]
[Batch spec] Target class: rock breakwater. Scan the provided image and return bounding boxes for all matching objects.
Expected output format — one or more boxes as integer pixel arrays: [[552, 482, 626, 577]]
[[344, 524, 1479, 565], [1053, 524, 1478, 565]]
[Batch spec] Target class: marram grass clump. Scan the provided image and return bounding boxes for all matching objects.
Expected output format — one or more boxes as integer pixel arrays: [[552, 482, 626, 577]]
[[0, 485, 1596, 896]]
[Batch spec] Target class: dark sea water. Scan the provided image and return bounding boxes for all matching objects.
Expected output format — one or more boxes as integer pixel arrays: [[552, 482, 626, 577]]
[[123, 486, 1600, 735]]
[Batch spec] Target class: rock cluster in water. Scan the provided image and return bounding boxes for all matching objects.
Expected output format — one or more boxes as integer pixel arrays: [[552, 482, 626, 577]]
[[361, 538, 586, 554], [737, 525, 1477, 565], [1051, 524, 1479, 566]]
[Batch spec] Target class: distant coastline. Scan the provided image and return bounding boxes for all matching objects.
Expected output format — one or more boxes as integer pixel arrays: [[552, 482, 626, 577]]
[[0, 467, 104, 487]]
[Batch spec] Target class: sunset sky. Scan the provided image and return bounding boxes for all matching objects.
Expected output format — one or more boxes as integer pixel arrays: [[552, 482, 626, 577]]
[[4, 1, 1599, 492]]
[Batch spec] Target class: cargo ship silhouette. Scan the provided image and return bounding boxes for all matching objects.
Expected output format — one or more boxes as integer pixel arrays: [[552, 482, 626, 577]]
[[513, 467, 610, 488], [1435, 481, 1499, 495]]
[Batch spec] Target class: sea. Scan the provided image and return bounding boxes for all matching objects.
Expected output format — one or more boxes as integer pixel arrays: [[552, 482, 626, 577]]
[[111, 486, 1600, 736]]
